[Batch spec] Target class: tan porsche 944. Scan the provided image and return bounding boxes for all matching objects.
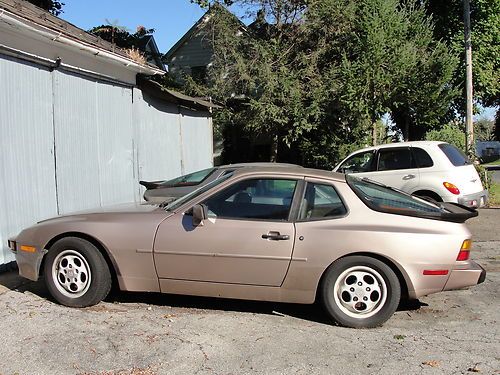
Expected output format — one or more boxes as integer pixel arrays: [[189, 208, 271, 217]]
[[9, 166, 485, 328]]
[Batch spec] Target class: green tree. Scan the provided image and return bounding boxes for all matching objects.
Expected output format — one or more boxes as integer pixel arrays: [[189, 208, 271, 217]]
[[475, 117, 496, 141], [425, 0, 499, 108], [305, 0, 458, 144], [25, 0, 64, 15], [185, 0, 460, 166], [425, 123, 466, 150], [88, 23, 154, 51]]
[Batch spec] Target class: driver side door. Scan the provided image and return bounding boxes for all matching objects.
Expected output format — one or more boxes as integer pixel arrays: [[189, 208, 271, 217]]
[[153, 177, 299, 286]]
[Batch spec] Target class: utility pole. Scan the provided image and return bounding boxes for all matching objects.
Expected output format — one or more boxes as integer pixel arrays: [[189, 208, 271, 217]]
[[464, 0, 474, 152]]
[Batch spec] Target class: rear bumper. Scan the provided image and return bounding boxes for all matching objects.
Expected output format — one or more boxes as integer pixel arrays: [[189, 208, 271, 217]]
[[457, 189, 488, 208], [443, 260, 486, 291]]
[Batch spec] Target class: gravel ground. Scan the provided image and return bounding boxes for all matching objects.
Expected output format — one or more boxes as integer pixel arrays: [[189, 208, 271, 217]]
[[0, 209, 499, 375]]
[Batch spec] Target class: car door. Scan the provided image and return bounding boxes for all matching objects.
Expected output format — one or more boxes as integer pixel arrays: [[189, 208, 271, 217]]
[[153, 177, 299, 286], [370, 147, 420, 191]]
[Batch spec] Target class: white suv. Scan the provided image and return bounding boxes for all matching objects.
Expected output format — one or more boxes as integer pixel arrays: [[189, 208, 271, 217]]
[[333, 141, 488, 208]]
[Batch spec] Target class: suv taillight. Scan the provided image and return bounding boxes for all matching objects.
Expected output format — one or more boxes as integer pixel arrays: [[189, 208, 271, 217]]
[[443, 182, 460, 195]]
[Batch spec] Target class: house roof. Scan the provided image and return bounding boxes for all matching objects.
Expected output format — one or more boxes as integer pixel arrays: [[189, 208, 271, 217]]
[[0, 0, 163, 73], [137, 34, 165, 70], [164, 4, 245, 62]]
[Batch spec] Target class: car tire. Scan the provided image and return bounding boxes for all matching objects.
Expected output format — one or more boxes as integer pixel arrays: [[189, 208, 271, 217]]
[[320, 256, 401, 328], [44, 237, 112, 307]]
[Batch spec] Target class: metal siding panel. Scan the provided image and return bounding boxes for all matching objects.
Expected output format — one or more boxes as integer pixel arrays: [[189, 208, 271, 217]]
[[96, 84, 136, 205], [53, 70, 101, 214], [134, 90, 183, 182], [180, 108, 213, 173], [0, 55, 58, 263]]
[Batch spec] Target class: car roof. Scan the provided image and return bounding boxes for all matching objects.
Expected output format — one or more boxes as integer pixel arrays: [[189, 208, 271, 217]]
[[347, 140, 446, 154], [230, 166, 346, 182], [218, 162, 301, 169]]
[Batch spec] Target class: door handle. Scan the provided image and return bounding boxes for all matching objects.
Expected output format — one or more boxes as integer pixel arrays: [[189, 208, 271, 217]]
[[402, 174, 416, 180], [262, 231, 290, 241]]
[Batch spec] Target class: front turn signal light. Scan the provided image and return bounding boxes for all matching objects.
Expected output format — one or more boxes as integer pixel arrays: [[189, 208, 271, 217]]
[[443, 182, 460, 195], [20, 245, 36, 253], [457, 239, 471, 261]]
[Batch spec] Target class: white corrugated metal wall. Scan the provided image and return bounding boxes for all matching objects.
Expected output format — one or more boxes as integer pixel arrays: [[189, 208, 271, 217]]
[[0, 54, 213, 265], [53, 71, 136, 214], [133, 90, 183, 184], [0, 56, 58, 265], [180, 108, 214, 174]]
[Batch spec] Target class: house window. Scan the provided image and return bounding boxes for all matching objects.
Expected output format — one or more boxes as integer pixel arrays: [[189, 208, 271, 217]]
[[191, 66, 207, 84]]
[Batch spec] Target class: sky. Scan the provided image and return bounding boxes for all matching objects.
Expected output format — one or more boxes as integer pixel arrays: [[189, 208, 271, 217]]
[[61, 0, 245, 54], [62, 0, 205, 53]]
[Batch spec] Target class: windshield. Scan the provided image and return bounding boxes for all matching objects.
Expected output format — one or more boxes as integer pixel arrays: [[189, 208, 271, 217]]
[[159, 167, 216, 187], [346, 175, 445, 215], [162, 172, 234, 211]]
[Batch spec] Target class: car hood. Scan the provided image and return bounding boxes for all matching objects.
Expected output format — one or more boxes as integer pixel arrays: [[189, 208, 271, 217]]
[[37, 202, 161, 224]]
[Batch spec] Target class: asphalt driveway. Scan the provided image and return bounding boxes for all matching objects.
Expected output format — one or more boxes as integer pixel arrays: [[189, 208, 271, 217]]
[[1, 209, 499, 375]]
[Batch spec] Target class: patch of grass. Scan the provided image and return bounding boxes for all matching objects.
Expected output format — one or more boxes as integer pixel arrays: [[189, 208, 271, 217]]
[[484, 159, 500, 166], [488, 182, 500, 206]]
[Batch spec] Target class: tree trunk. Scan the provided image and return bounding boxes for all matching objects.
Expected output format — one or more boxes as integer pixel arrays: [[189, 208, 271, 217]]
[[404, 116, 410, 141], [372, 121, 378, 146], [270, 134, 279, 162]]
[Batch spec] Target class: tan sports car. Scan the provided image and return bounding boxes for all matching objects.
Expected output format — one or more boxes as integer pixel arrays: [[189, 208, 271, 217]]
[[9, 166, 485, 328]]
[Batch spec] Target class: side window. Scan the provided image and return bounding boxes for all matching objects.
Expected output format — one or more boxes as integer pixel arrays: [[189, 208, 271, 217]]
[[377, 148, 412, 171], [203, 178, 297, 221], [338, 151, 375, 173], [299, 183, 347, 220], [438, 143, 471, 166], [412, 147, 434, 168]]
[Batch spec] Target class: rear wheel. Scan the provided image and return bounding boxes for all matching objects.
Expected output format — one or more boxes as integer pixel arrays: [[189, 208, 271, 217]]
[[320, 256, 401, 328], [44, 237, 111, 307]]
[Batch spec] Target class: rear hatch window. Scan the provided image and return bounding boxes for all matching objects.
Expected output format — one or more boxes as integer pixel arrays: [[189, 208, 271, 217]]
[[438, 143, 471, 166], [159, 167, 216, 188], [347, 175, 477, 222]]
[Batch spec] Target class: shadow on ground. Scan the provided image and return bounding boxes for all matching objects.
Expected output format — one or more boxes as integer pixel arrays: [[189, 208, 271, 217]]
[[1, 270, 425, 325]]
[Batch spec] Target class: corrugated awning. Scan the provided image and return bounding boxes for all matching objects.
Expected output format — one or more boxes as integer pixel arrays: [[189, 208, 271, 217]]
[[136, 76, 221, 111]]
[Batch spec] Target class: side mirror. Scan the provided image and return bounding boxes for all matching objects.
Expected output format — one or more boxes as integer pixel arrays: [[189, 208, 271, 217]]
[[191, 204, 208, 227]]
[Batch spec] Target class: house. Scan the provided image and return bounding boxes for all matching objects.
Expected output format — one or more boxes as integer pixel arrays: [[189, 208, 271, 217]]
[[164, 4, 245, 83], [137, 34, 165, 70], [164, 6, 286, 164], [0, 0, 217, 267]]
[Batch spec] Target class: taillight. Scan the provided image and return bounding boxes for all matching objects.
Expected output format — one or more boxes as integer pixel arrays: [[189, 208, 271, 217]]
[[457, 239, 471, 261], [443, 182, 460, 195]]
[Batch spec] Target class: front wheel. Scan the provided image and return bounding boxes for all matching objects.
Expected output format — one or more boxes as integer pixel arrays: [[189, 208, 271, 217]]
[[44, 237, 112, 307], [320, 256, 401, 328]]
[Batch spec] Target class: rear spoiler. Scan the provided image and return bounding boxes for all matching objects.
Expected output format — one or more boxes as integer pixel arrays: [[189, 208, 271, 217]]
[[437, 202, 478, 223], [139, 180, 162, 190]]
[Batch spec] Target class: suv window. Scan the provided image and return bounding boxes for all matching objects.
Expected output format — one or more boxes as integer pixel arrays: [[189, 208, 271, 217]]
[[299, 183, 347, 220], [377, 148, 412, 171], [347, 175, 443, 215], [338, 151, 375, 173], [412, 147, 434, 168], [203, 179, 297, 221], [438, 143, 471, 166]]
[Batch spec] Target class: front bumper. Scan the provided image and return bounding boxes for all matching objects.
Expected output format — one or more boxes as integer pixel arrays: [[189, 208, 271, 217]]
[[458, 189, 489, 208], [8, 237, 45, 281], [443, 260, 486, 291]]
